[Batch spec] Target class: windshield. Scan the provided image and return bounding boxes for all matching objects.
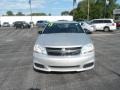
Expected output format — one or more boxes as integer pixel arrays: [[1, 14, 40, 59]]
[[43, 23, 84, 34], [37, 21, 47, 23], [4, 22, 9, 24]]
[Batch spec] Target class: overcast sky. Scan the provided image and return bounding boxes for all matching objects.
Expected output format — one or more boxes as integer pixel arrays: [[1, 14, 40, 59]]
[[0, 0, 120, 15]]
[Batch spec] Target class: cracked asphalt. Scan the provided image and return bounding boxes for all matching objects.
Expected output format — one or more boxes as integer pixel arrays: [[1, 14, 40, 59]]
[[0, 27, 120, 90]]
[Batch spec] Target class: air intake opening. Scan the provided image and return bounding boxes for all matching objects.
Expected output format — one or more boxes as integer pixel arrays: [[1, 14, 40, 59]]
[[50, 65, 80, 68], [35, 63, 45, 68], [83, 62, 94, 68]]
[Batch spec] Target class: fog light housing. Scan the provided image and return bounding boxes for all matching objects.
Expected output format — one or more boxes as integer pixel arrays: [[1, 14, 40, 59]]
[[34, 63, 45, 68], [83, 62, 94, 68]]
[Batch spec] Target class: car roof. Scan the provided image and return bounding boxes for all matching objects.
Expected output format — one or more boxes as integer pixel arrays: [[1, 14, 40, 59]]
[[15, 21, 26, 23], [37, 20, 47, 22], [92, 18, 113, 20], [54, 21, 78, 24], [4, 22, 9, 23]]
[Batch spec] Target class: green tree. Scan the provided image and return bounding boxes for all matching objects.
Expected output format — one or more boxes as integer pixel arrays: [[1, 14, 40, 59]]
[[16, 12, 25, 16], [48, 13, 51, 16], [70, 0, 118, 20], [61, 11, 69, 16], [96, 0, 118, 18], [30, 13, 46, 16], [6, 11, 14, 16]]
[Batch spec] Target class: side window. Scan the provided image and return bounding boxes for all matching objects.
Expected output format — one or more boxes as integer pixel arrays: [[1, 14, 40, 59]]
[[103, 20, 111, 23], [92, 20, 97, 24], [97, 20, 103, 23], [92, 20, 103, 24]]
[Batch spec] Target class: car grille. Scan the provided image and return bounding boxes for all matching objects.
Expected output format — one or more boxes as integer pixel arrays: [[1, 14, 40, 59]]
[[49, 65, 80, 68], [46, 47, 81, 56]]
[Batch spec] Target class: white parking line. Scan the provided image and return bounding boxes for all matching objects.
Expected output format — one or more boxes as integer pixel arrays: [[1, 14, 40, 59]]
[[116, 33, 120, 35], [92, 33, 114, 36], [5, 39, 14, 42]]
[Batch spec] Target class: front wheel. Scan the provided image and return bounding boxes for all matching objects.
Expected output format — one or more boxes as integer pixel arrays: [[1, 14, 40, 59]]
[[15, 26, 17, 29], [104, 27, 110, 32], [21, 25, 24, 29]]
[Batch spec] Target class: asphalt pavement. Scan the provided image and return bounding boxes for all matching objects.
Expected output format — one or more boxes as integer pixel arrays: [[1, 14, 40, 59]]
[[0, 27, 120, 90]]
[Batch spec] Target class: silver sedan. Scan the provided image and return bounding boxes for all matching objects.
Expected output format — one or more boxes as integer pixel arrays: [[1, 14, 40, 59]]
[[33, 21, 95, 72]]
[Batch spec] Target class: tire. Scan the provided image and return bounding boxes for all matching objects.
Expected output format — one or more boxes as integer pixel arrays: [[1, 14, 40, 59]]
[[104, 27, 110, 32], [21, 26, 24, 29], [15, 26, 17, 29], [33, 66, 39, 72], [33, 67, 49, 74]]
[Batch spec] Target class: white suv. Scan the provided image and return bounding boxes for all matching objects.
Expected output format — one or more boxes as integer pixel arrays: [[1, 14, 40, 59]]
[[90, 19, 116, 31]]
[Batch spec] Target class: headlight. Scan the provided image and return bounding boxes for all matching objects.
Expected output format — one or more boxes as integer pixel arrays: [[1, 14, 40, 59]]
[[81, 44, 94, 54], [34, 44, 46, 54]]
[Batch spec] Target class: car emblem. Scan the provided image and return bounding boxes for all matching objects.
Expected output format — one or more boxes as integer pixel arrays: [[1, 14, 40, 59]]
[[61, 48, 66, 55], [62, 48, 66, 52]]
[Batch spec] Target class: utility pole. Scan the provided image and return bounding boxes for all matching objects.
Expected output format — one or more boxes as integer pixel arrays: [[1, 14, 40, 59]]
[[104, 0, 106, 18], [87, 0, 90, 20], [29, 0, 33, 28], [104, 0, 109, 18], [73, 5, 75, 20], [30, 2, 32, 23], [73, 0, 76, 20], [0, 15, 1, 25]]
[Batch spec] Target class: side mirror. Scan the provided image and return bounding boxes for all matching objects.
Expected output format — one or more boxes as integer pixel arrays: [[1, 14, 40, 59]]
[[84, 29, 92, 34], [81, 23, 84, 25], [38, 31, 42, 34]]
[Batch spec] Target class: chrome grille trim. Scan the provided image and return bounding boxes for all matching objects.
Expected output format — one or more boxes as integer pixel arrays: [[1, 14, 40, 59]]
[[46, 47, 81, 56], [49, 65, 80, 68]]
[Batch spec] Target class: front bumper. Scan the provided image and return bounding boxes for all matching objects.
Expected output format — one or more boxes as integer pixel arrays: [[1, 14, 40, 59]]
[[33, 52, 95, 72]]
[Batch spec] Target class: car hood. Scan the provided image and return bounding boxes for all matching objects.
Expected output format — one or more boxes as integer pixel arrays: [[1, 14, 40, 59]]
[[36, 33, 92, 47]]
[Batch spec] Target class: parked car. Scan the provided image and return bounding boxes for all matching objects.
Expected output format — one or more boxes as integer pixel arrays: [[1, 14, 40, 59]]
[[89, 19, 116, 32], [29, 21, 35, 26], [36, 20, 48, 28], [80, 22, 95, 32], [116, 22, 120, 28], [58, 20, 68, 21], [33, 21, 95, 72], [13, 21, 31, 29], [2, 22, 10, 27]]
